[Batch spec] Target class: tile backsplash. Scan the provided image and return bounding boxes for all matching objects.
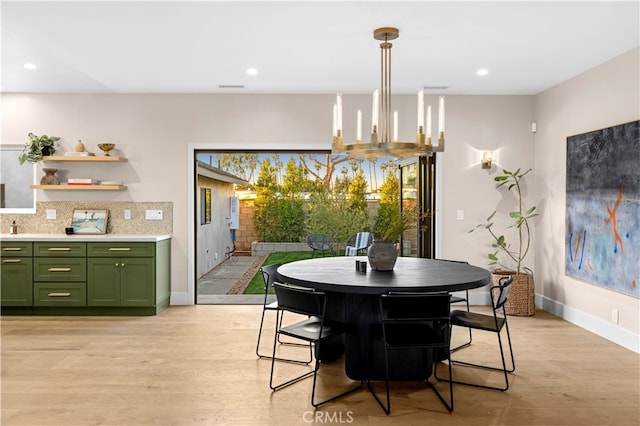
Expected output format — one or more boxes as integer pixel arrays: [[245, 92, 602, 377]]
[[1, 201, 172, 235]]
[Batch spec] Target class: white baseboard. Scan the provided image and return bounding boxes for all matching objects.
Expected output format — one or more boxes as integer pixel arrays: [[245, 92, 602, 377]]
[[537, 294, 639, 354], [170, 292, 193, 306], [454, 291, 638, 354]]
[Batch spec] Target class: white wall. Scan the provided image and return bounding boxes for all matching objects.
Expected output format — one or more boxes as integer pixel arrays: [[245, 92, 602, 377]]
[[2, 93, 534, 302], [3, 56, 637, 352], [534, 47, 640, 351]]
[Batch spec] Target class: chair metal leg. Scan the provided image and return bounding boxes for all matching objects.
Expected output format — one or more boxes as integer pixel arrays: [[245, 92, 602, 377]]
[[269, 320, 316, 390], [437, 323, 515, 391], [450, 292, 473, 353], [432, 349, 454, 412], [367, 343, 391, 414], [259, 309, 312, 365], [269, 330, 362, 407], [369, 346, 454, 415], [311, 359, 363, 408]]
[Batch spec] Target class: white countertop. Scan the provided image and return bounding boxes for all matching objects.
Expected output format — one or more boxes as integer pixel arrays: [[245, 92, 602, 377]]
[[0, 233, 171, 242]]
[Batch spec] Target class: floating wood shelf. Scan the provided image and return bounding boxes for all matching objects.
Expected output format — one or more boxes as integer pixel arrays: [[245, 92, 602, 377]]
[[30, 185, 127, 191], [41, 156, 127, 162]]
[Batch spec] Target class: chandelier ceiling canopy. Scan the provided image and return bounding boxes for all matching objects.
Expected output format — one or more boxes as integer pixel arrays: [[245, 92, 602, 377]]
[[332, 27, 445, 158]]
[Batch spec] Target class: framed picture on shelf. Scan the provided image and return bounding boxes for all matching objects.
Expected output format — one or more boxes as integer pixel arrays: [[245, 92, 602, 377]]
[[71, 209, 108, 234]]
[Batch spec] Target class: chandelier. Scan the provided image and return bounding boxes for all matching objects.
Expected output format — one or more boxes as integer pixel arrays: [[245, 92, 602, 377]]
[[332, 27, 445, 158]]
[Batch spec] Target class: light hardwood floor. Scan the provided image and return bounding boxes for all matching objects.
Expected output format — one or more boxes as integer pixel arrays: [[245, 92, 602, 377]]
[[1, 306, 638, 425]]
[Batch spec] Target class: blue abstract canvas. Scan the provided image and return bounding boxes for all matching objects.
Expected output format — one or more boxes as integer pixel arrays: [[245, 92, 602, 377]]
[[565, 120, 639, 297]]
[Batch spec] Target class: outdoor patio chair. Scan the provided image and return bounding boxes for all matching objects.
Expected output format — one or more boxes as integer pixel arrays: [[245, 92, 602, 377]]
[[344, 232, 373, 256], [306, 233, 335, 258]]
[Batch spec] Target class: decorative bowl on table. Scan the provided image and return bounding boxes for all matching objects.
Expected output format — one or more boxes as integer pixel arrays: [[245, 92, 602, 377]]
[[97, 143, 115, 156]]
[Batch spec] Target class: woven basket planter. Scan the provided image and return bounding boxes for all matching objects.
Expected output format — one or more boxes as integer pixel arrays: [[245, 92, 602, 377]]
[[491, 269, 535, 316]]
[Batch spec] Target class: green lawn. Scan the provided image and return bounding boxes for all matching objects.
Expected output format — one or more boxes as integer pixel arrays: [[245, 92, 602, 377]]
[[242, 251, 335, 294]]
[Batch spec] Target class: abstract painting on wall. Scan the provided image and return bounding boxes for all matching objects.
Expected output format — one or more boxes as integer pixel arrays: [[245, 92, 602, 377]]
[[565, 120, 639, 297]]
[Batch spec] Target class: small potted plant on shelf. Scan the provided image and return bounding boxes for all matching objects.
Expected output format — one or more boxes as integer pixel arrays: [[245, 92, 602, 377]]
[[18, 133, 60, 165], [470, 167, 539, 316]]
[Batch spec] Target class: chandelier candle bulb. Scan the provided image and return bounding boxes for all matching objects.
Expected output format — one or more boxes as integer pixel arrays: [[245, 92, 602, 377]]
[[356, 110, 362, 142], [393, 111, 399, 142], [336, 93, 343, 133], [332, 104, 337, 137], [438, 96, 445, 137], [417, 89, 424, 130], [426, 105, 432, 146], [372, 89, 379, 131]]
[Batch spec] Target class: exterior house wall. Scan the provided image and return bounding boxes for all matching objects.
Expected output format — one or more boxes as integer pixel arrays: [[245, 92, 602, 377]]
[[196, 175, 235, 277], [235, 199, 257, 255]]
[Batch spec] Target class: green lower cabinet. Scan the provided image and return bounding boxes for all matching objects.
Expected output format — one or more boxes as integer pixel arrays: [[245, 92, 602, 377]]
[[34, 282, 86, 307], [1, 239, 169, 315], [87, 257, 155, 307], [1, 257, 33, 306]]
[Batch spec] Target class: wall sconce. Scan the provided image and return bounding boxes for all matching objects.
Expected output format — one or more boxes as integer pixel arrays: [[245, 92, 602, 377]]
[[481, 151, 493, 169]]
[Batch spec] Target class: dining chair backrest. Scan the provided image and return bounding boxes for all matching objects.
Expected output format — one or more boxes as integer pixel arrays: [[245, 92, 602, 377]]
[[380, 292, 451, 322], [260, 263, 282, 292], [273, 282, 326, 318], [379, 292, 452, 348], [491, 275, 513, 311], [375, 291, 454, 413]]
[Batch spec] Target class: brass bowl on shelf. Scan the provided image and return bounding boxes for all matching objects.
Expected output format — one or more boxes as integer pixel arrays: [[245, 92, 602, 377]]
[[97, 143, 115, 156]]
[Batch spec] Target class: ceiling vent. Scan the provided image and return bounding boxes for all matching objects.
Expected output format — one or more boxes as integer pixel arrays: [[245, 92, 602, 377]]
[[218, 85, 245, 89], [423, 86, 449, 91]]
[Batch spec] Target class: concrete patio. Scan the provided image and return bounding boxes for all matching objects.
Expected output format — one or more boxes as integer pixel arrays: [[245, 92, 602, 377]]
[[197, 255, 273, 305]]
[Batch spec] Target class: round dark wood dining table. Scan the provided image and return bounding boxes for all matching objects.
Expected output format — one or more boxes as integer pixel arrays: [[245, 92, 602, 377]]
[[277, 256, 491, 381]]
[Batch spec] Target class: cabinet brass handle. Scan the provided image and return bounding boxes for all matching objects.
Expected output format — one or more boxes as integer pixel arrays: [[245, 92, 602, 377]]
[[47, 292, 71, 297], [48, 247, 72, 251], [121, 263, 125, 268], [48, 267, 71, 272], [2, 259, 22, 263], [108, 248, 131, 251], [2, 247, 23, 251], [115, 263, 119, 267]]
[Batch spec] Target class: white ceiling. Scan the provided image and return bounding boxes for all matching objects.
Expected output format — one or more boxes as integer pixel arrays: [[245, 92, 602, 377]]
[[1, 1, 639, 95]]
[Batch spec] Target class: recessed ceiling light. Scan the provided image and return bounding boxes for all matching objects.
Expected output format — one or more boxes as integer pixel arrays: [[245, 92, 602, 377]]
[[246, 68, 258, 76], [24, 63, 37, 70], [477, 68, 489, 76]]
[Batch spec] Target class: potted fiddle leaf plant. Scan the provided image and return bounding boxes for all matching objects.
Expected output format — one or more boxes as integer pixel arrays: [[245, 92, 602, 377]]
[[18, 133, 60, 165], [368, 203, 414, 271], [470, 167, 538, 316]]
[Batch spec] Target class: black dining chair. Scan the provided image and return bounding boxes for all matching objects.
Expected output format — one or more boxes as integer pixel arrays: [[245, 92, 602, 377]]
[[255, 263, 311, 364], [436, 259, 473, 352], [368, 292, 454, 414], [437, 275, 515, 391], [269, 282, 362, 408]]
